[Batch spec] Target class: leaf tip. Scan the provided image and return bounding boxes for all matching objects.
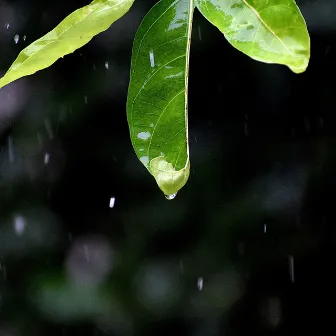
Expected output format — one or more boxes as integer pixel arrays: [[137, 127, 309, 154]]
[[149, 156, 190, 196], [289, 56, 310, 74], [0, 78, 7, 90]]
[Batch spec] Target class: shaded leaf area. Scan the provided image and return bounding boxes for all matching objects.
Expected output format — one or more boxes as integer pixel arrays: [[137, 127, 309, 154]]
[[127, 0, 193, 195], [196, 0, 310, 73], [0, 0, 135, 89]]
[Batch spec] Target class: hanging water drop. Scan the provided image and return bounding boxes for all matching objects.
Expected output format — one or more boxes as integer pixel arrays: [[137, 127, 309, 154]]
[[13, 34, 19, 44], [165, 193, 177, 200]]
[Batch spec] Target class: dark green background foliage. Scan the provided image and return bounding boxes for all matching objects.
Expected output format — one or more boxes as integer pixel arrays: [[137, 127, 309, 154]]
[[0, 0, 334, 335]]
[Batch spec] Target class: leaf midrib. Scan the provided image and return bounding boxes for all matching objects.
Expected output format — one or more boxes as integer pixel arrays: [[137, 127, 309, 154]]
[[240, 0, 293, 56]]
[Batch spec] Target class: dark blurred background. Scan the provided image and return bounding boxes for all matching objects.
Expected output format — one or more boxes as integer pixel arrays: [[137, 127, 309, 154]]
[[0, 0, 335, 335]]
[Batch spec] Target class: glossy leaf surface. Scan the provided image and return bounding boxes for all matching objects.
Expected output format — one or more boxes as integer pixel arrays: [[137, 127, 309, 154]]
[[0, 0, 135, 89], [196, 0, 310, 73], [127, 0, 193, 196]]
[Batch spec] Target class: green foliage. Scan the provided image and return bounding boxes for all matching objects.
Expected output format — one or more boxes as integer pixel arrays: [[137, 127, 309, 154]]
[[0, 0, 310, 196], [196, 0, 310, 73], [0, 0, 135, 89], [127, 0, 193, 196], [127, 0, 309, 195]]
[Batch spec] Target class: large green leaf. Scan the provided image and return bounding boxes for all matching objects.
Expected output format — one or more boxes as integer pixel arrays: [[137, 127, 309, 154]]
[[127, 0, 193, 197], [0, 0, 135, 89], [195, 0, 310, 73]]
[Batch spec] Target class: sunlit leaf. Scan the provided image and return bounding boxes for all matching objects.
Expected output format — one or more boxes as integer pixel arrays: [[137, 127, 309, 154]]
[[127, 0, 193, 197], [196, 0, 310, 73], [0, 0, 135, 89]]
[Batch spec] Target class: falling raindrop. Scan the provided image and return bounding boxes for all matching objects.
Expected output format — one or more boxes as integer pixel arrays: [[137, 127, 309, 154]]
[[264, 223, 267, 233], [84, 95, 88, 104], [37, 132, 43, 148], [84, 244, 89, 261], [44, 118, 53, 139], [8, 136, 14, 162], [13, 215, 26, 236], [197, 277, 203, 291], [198, 26, 202, 40], [325, 43, 331, 55], [5, 23, 10, 29], [44, 153, 50, 165], [13, 34, 19, 44], [149, 50, 155, 67], [288, 255, 295, 283], [244, 123, 249, 137], [179, 260, 184, 273], [109, 197, 116, 208], [23, 35, 27, 41], [165, 193, 176, 200], [104, 61, 109, 70]]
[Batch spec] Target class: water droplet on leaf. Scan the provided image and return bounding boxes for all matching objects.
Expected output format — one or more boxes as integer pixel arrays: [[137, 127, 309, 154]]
[[149, 50, 155, 67], [137, 131, 151, 140]]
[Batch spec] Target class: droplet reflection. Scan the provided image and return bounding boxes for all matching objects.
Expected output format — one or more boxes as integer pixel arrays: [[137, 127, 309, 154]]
[[165, 193, 177, 200]]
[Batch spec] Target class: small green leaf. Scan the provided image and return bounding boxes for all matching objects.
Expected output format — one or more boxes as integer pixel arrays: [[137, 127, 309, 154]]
[[196, 0, 310, 73], [127, 0, 193, 196], [0, 0, 135, 89]]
